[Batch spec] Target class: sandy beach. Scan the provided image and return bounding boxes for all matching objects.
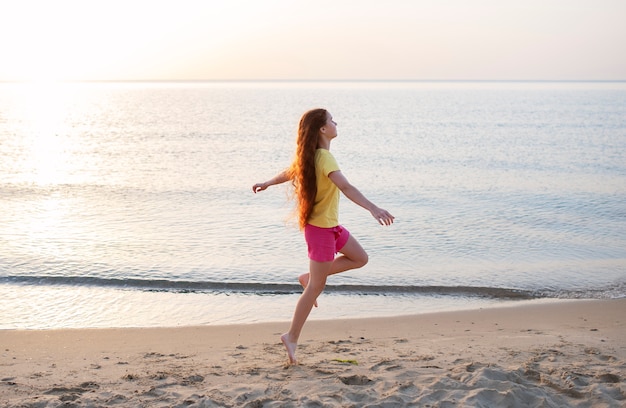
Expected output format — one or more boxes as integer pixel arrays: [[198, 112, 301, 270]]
[[1, 299, 624, 407]]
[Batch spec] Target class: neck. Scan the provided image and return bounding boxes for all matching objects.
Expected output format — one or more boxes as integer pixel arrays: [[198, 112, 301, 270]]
[[317, 137, 331, 150]]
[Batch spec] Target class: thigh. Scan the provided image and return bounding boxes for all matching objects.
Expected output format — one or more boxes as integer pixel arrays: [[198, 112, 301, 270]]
[[338, 234, 367, 262], [308, 259, 333, 286]]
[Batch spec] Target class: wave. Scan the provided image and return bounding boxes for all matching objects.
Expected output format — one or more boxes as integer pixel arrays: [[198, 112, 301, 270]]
[[2, 275, 623, 300], [0, 275, 535, 298]]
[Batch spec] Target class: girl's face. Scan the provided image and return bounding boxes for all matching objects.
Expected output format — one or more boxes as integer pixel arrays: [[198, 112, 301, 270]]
[[322, 113, 338, 138]]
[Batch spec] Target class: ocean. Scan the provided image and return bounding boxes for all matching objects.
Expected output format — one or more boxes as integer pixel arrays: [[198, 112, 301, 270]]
[[1, 80, 625, 329]]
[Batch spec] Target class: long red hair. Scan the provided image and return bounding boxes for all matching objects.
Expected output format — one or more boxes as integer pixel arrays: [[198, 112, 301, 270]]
[[289, 108, 328, 229]]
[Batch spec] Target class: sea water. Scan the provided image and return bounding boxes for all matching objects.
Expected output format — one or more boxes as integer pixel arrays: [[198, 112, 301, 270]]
[[1, 81, 625, 329]]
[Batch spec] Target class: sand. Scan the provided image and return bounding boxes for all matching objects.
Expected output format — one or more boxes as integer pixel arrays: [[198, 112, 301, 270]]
[[1, 299, 624, 407]]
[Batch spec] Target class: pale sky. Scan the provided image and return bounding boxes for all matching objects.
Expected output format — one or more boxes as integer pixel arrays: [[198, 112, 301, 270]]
[[1, 0, 625, 81]]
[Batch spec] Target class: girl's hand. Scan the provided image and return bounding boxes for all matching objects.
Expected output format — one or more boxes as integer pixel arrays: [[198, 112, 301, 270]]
[[252, 170, 291, 193], [371, 207, 395, 226], [252, 182, 267, 193]]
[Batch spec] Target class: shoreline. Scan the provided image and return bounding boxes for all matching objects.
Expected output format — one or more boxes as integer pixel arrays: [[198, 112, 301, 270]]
[[0, 296, 605, 330], [1, 299, 624, 407], [4, 280, 617, 330], [0, 282, 571, 330]]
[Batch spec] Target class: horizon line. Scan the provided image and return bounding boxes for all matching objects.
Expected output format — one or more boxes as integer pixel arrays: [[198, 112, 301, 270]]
[[1, 78, 625, 84]]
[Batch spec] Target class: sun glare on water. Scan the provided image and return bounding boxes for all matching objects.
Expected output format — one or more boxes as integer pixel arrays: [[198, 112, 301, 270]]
[[12, 83, 78, 186]]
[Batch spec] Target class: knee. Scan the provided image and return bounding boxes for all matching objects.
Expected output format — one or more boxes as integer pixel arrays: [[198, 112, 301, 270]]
[[355, 252, 368, 268], [308, 277, 327, 295]]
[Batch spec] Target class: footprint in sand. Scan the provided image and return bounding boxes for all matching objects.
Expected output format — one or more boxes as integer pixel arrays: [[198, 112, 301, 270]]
[[339, 374, 373, 385], [44, 382, 100, 402], [371, 360, 402, 372], [597, 373, 620, 383], [182, 375, 205, 385]]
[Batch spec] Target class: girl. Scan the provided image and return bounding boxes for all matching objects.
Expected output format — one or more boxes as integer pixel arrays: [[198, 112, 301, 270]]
[[252, 108, 394, 365]]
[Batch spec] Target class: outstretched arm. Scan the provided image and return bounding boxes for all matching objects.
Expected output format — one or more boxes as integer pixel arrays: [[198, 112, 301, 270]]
[[329, 171, 394, 226], [252, 170, 292, 193]]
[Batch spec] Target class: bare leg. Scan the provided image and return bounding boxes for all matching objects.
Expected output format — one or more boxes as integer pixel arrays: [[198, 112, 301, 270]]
[[283, 235, 368, 365], [283, 260, 332, 364], [328, 235, 368, 277], [297, 235, 368, 302], [298, 273, 318, 307]]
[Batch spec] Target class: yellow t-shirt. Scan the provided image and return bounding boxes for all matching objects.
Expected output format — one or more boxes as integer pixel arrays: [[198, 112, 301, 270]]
[[308, 149, 341, 228]]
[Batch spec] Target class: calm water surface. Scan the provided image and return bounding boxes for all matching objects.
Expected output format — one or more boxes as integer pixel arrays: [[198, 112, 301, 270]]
[[1, 81, 625, 328]]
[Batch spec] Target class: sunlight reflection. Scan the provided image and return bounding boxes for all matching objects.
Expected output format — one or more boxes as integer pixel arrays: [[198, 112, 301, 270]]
[[18, 83, 75, 185], [25, 192, 68, 257]]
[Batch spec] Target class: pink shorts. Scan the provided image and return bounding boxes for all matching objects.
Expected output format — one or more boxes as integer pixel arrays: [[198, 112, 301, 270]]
[[304, 224, 350, 262]]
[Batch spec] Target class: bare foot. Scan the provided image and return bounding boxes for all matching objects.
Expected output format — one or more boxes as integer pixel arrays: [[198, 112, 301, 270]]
[[280, 333, 298, 365], [298, 273, 318, 307]]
